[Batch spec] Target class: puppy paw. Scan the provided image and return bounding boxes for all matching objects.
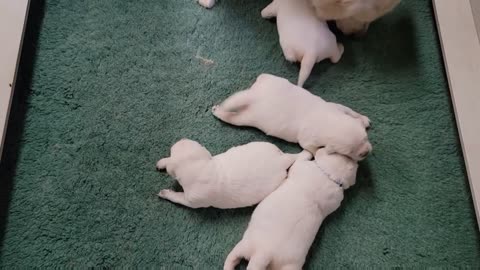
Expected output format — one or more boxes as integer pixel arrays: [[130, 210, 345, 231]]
[[156, 158, 169, 170], [360, 116, 371, 129], [158, 189, 172, 198], [212, 105, 220, 112], [338, 43, 345, 57], [198, 0, 215, 9]]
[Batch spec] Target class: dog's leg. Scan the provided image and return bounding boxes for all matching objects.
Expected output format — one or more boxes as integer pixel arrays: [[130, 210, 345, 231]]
[[283, 150, 313, 168], [216, 90, 251, 112], [156, 157, 170, 170], [298, 53, 317, 87], [198, 0, 215, 9], [278, 265, 302, 270], [261, 1, 278, 19], [295, 150, 314, 161], [330, 43, 344, 63], [246, 253, 271, 270], [212, 105, 252, 126], [330, 102, 370, 128], [158, 190, 205, 208], [336, 18, 369, 36], [224, 241, 248, 270]]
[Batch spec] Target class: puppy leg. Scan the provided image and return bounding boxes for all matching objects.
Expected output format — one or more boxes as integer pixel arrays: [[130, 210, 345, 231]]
[[246, 253, 271, 270], [216, 90, 252, 112], [295, 150, 314, 161], [156, 157, 170, 170], [261, 1, 278, 19], [336, 18, 369, 36], [329, 43, 344, 63], [283, 150, 313, 168], [198, 0, 215, 9], [224, 241, 248, 270], [212, 106, 252, 126], [330, 102, 370, 128], [279, 265, 302, 270], [158, 190, 205, 208], [298, 53, 317, 87]]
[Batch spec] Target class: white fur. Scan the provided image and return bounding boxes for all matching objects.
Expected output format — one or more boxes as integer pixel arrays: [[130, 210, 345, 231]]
[[261, 0, 344, 87], [310, 0, 401, 35], [224, 148, 358, 270], [212, 73, 372, 161], [157, 139, 310, 209], [198, 0, 215, 9]]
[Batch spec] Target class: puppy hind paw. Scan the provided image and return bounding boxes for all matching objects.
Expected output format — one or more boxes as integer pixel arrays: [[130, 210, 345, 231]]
[[158, 189, 172, 198]]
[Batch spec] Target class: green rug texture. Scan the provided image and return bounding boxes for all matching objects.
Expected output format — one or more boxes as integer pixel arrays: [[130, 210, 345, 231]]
[[1, 0, 479, 268]]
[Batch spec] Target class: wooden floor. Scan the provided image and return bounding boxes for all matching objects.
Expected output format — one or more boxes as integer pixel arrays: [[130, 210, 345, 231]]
[[433, 0, 480, 230], [0, 0, 30, 160], [472, 0, 480, 37]]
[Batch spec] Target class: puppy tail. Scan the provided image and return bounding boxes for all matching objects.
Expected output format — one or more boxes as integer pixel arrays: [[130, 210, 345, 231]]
[[224, 241, 247, 270], [298, 53, 317, 87], [219, 90, 251, 112]]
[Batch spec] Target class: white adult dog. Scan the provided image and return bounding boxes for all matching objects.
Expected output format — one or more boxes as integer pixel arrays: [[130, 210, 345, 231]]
[[261, 0, 344, 87], [212, 74, 372, 161], [156, 139, 307, 209], [310, 0, 401, 35], [224, 148, 358, 270]]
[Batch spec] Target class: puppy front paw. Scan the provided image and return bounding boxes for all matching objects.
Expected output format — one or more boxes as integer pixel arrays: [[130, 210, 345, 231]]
[[360, 116, 371, 129], [156, 158, 169, 170], [198, 0, 215, 9], [158, 189, 172, 198]]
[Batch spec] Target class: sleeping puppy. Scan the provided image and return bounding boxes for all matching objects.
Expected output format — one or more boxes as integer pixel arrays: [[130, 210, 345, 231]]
[[309, 0, 401, 35], [212, 73, 372, 161], [156, 139, 308, 209], [224, 148, 358, 270], [261, 0, 344, 87]]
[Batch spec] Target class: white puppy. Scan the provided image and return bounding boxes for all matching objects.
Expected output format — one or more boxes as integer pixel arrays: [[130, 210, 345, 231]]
[[212, 73, 372, 161], [261, 0, 344, 87], [197, 0, 215, 9], [309, 0, 401, 35], [224, 148, 358, 270], [156, 139, 308, 209]]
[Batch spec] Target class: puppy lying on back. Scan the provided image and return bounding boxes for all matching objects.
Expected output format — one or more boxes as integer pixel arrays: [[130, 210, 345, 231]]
[[261, 0, 344, 86], [156, 139, 308, 209], [224, 148, 358, 270], [310, 0, 401, 35], [212, 74, 372, 161]]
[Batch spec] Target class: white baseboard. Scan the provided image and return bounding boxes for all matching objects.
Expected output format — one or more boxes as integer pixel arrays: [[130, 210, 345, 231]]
[[0, 0, 30, 161], [433, 0, 480, 230]]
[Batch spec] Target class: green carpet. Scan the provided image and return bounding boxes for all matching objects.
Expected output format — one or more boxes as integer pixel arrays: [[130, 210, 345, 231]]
[[1, 0, 479, 268]]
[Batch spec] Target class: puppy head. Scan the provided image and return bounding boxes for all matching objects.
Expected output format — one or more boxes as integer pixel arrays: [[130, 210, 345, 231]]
[[315, 148, 358, 189], [170, 139, 212, 163], [324, 120, 372, 161]]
